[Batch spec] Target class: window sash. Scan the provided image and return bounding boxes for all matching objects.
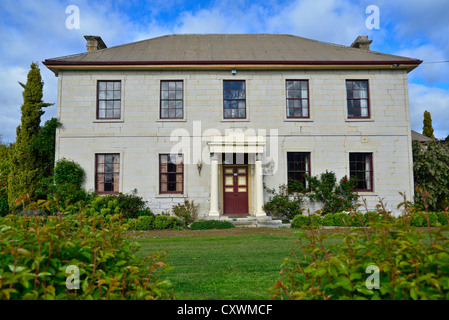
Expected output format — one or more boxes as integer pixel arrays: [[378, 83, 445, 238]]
[[160, 80, 184, 119], [96, 153, 120, 194], [349, 153, 373, 191], [160, 154, 184, 194], [223, 80, 246, 119], [97, 81, 121, 119], [287, 152, 310, 188], [286, 80, 309, 118], [346, 80, 370, 118]]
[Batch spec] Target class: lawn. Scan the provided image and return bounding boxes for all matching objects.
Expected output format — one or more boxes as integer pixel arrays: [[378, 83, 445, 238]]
[[135, 228, 297, 299], [135, 228, 344, 300]]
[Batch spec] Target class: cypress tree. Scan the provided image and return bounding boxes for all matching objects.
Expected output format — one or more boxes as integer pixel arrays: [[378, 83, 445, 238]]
[[422, 110, 435, 140], [8, 63, 53, 211]]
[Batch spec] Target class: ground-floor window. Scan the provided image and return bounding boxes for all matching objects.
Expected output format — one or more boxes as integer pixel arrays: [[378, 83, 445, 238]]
[[287, 152, 310, 191], [95, 153, 120, 194], [160, 154, 184, 194], [349, 152, 373, 191]]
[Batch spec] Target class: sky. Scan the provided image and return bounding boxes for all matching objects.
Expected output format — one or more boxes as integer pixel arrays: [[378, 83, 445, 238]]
[[0, 0, 448, 143]]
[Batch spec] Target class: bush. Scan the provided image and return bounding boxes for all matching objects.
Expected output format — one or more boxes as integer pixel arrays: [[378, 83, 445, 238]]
[[136, 216, 155, 230], [270, 206, 449, 300], [0, 202, 175, 300], [90, 193, 148, 219], [172, 199, 199, 227], [263, 184, 304, 219], [190, 220, 235, 230], [291, 215, 310, 228], [305, 171, 359, 214]]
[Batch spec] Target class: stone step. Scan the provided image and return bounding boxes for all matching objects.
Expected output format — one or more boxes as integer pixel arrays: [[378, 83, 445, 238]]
[[217, 216, 290, 228]]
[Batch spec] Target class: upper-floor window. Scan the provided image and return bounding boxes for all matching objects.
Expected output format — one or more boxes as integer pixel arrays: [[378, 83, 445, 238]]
[[286, 80, 309, 118], [349, 152, 373, 191], [97, 80, 121, 119], [159, 154, 184, 194], [223, 80, 246, 119], [287, 152, 310, 191], [346, 80, 370, 118], [161, 80, 183, 119], [95, 153, 120, 194]]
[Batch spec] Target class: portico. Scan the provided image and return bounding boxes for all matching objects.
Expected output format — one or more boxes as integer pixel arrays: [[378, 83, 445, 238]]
[[207, 135, 267, 218]]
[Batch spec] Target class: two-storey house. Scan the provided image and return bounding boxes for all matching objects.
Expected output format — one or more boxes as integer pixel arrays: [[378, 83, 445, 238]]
[[43, 34, 421, 218]]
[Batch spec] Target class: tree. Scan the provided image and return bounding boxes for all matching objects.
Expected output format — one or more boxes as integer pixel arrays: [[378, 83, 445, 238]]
[[422, 110, 435, 140], [412, 140, 449, 211], [7, 63, 53, 211]]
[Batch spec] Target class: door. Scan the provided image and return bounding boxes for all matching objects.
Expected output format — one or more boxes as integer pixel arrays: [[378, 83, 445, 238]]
[[223, 166, 249, 214]]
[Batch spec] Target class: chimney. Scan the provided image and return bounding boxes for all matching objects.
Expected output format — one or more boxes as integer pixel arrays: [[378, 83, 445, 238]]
[[84, 35, 107, 52], [350, 35, 373, 51]]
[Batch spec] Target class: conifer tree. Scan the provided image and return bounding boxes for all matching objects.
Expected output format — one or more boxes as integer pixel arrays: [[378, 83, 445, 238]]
[[422, 110, 435, 140], [8, 63, 53, 211]]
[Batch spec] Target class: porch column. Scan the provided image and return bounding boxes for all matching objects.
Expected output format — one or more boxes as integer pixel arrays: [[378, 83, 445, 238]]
[[254, 154, 266, 217], [209, 153, 220, 217]]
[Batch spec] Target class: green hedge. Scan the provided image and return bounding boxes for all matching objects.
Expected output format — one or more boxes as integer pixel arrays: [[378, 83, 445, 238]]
[[291, 211, 449, 228], [190, 220, 235, 230], [128, 215, 182, 230]]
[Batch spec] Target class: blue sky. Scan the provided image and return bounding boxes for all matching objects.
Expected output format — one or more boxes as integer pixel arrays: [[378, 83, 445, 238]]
[[0, 0, 448, 143]]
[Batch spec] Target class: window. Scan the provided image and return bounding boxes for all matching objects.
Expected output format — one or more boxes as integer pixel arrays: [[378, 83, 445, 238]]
[[349, 153, 373, 191], [97, 81, 121, 119], [286, 80, 309, 118], [346, 80, 369, 118], [287, 152, 310, 190], [160, 80, 183, 119], [223, 80, 246, 119], [95, 154, 120, 194], [160, 154, 184, 194]]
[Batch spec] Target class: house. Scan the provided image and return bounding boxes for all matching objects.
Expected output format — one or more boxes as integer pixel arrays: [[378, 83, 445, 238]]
[[43, 34, 422, 218]]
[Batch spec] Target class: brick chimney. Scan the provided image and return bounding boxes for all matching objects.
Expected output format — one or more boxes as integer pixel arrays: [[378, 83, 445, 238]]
[[84, 35, 107, 52], [350, 36, 373, 51]]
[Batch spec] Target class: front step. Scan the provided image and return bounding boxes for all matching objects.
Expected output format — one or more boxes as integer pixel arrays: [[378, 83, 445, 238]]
[[211, 215, 290, 228]]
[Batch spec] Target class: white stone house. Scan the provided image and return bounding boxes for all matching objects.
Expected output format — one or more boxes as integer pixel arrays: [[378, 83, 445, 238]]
[[43, 34, 421, 218]]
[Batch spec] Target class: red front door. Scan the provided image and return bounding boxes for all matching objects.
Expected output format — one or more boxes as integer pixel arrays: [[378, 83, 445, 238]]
[[223, 166, 249, 214]]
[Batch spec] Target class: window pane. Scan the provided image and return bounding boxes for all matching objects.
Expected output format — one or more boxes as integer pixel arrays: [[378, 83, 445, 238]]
[[107, 82, 114, 90], [114, 82, 121, 91], [99, 82, 107, 90]]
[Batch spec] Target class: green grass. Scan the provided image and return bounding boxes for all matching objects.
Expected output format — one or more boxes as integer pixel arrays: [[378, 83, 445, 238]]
[[136, 230, 302, 300]]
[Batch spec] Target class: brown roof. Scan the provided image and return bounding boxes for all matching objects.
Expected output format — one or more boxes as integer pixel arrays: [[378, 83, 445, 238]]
[[411, 130, 434, 142], [44, 34, 421, 72]]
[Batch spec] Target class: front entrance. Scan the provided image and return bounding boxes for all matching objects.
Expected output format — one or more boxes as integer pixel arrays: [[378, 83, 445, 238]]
[[223, 166, 249, 214]]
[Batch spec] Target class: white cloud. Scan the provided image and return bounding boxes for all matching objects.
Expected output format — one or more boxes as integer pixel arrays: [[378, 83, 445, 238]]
[[409, 83, 449, 140]]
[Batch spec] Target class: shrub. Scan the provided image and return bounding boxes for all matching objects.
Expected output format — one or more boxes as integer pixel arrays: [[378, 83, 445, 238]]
[[310, 214, 323, 227], [291, 215, 310, 229], [305, 171, 359, 214], [0, 202, 175, 300], [90, 193, 148, 219], [263, 184, 304, 219], [136, 216, 155, 230], [190, 220, 235, 230], [172, 199, 199, 227], [53, 158, 85, 188], [270, 207, 449, 300]]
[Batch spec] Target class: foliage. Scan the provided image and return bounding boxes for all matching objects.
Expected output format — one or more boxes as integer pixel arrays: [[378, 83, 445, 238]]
[[412, 140, 449, 211], [0, 200, 175, 300], [8, 63, 53, 212], [270, 203, 449, 300], [33, 118, 62, 178], [422, 110, 435, 140], [190, 220, 235, 230], [129, 215, 181, 231], [263, 184, 304, 219], [305, 171, 359, 214], [172, 199, 199, 227], [0, 175, 8, 217], [87, 193, 149, 220]]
